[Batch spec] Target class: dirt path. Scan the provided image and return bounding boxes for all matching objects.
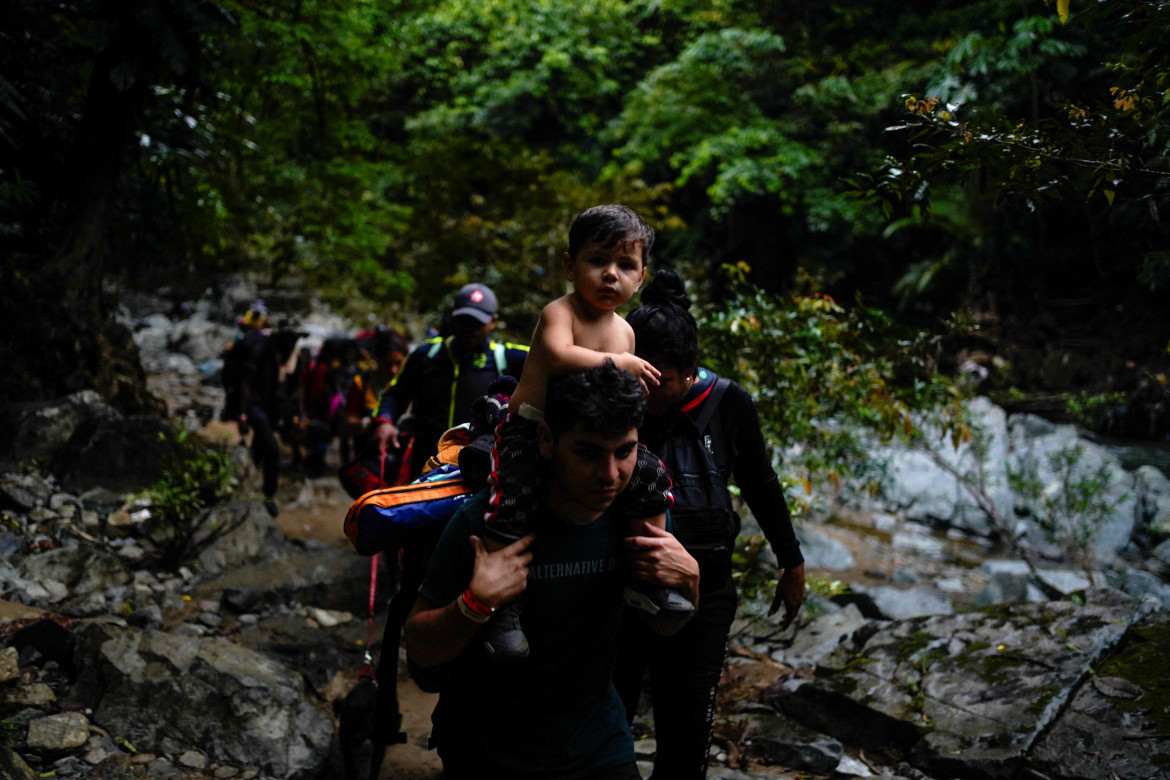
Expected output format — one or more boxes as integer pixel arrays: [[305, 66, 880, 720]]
[[259, 446, 445, 779]]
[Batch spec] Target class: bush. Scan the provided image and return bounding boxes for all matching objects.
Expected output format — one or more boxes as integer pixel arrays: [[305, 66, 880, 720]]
[[142, 428, 242, 570]]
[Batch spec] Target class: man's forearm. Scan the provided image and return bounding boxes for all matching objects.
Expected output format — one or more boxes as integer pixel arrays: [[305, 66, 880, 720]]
[[404, 595, 481, 667]]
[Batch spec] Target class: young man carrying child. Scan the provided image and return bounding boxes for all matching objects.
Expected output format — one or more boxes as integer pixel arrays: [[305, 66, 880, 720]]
[[404, 363, 699, 779], [481, 204, 695, 658]]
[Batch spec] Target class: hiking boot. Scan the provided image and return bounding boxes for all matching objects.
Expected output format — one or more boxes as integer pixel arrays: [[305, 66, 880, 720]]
[[264, 500, 279, 517], [624, 581, 696, 619], [481, 601, 529, 660]]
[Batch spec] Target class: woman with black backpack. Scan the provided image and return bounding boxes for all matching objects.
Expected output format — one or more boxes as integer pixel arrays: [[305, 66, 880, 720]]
[[613, 270, 806, 779]]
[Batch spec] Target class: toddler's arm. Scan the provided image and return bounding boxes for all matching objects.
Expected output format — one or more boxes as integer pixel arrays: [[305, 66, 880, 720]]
[[535, 302, 660, 390]]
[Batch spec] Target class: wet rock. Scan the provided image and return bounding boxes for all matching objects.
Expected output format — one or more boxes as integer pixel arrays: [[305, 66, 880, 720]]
[[794, 526, 856, 571], [194, 501, 284, 576], [1008, 421, 1138, 557], [772, 604, 871, 667], [0, 646, 18, 682], [25, 711, 89, 752], [1029, 613, 1170, 780], [975, 570, 1045, 607], [777, 590, 1149, 779], [881, 397, 1011, 535], [68, 622, 332, 778], [0, 744, 39, 780], [17, 547, 130, 612], [1105, 565, 1170, 611], [865, 585, 954, 620], [3, 682, 57, 708], [0, 474, 51, 511], [736, 711, 843, 773], [1135, 464, 1170, 535]]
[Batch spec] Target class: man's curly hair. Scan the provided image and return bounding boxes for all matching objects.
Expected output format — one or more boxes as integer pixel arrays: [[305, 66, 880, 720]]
[[544, 361, 645, 440]]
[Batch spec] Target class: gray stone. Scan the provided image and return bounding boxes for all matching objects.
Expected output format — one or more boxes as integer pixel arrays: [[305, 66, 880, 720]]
[[0, 473, 51, 510], [68, 623, 332, 778], [891, 532, 945, 558], [867, 586, 954, 620], [18, 547, 130, 608], [773, 604, 871, 666], [777, 591, 1148, 779], [177, 750, 208, 769], [0, 744, 39, 780], [980, 559, 1031, 576], [975, 571, 1045, 607], [794, 526, 856, 571], [736, 711, 843, 774], [1154, 537, 1170, 567], [1008, 430, 1137, 557], [0, 646, 18, 682], [835, 754, 874, 776], [1029, 613, 1170, 780], [880, 397, 1012, 535], [26, 712, 89, 751], [4, 683, 57, 708], [1135, 464, 1170, 534], [1104, 566, 1170, 611]]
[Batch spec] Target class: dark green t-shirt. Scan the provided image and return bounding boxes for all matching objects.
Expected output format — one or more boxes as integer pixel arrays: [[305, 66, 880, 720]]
[[419, 491, 636, 778]]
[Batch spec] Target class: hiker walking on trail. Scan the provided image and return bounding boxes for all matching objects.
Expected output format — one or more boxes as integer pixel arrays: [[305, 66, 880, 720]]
[[371, 283, 528, 480], [405, 363, 700, 779], [613, 270, 806, 780], [224, 303, 306, 517]]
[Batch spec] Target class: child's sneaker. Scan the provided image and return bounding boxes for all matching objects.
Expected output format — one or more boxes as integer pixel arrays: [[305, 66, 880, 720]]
[[481, 601, 529, 660], [623, 582, 695, 619]]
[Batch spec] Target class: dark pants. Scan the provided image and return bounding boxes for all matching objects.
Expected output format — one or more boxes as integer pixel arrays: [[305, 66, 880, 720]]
[[612, 573, 738, 780], [247, 404, 281, 499]]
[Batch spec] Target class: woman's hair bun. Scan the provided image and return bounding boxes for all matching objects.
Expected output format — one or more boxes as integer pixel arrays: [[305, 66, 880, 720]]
[[641, 269, 691, 311]]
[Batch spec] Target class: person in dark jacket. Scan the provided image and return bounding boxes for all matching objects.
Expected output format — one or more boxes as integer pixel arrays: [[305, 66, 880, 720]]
[[371, 283, 528, 478], [613, 270, 805, 779]]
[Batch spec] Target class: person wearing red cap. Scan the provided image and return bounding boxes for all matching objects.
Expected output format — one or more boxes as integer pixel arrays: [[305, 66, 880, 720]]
[[372, 283, 528, 479]]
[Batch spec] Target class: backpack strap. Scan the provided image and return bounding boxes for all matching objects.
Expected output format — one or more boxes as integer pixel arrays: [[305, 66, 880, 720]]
[[692, 376, 731, 433], [491, 341, 507, 375]]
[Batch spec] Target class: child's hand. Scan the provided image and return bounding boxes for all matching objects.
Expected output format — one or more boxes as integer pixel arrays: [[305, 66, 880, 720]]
[[615, 353, 661, 392]]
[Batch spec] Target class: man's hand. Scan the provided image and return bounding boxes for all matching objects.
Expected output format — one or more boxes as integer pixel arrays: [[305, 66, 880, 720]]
[[374, 419, 400, 452], [625, 522, 699, 593], [614, 353, 661, 393], [468, 534, 535, 609], [768, 563, 805, 630]]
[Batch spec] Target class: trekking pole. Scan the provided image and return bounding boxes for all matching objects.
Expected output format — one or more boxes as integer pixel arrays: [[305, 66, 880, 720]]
[[360, 448, 390, 676], [362, 552, 378, 677]]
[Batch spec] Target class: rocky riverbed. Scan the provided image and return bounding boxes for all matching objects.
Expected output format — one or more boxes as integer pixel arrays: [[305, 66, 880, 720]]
[[2, 294, 1169, 779]]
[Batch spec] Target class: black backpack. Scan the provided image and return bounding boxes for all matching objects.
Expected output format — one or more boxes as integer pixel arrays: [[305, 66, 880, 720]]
[[657, 376, 738, 587]]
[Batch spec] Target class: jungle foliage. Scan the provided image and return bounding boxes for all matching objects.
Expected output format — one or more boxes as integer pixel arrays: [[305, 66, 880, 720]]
[[1, 0, 1167, 436]]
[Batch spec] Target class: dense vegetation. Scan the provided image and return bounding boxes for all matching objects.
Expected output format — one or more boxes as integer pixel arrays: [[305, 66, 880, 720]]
[[2, 0, 1167, 440]]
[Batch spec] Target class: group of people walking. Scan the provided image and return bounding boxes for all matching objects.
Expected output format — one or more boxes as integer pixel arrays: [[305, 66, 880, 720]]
[[225, 204, 805, 780]]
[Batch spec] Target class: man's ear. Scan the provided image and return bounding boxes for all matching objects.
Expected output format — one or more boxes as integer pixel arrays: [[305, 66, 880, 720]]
[[562, 251, 575, 281], [537, 421, 555, 459]]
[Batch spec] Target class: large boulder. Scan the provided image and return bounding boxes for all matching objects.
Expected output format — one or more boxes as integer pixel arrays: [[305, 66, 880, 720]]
[[878, 397, 1012, 536], [0, 392, 174, 492], [769, 589, 1155, 779], [1007, 414, 1138, 558], [69, 620, 333, 779]]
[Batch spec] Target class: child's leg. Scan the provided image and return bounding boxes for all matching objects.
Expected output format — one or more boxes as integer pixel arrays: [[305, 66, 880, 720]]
[[479, 410, 544, 660], [484, 412, 543, 544], [623, 445, 694, 618]]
